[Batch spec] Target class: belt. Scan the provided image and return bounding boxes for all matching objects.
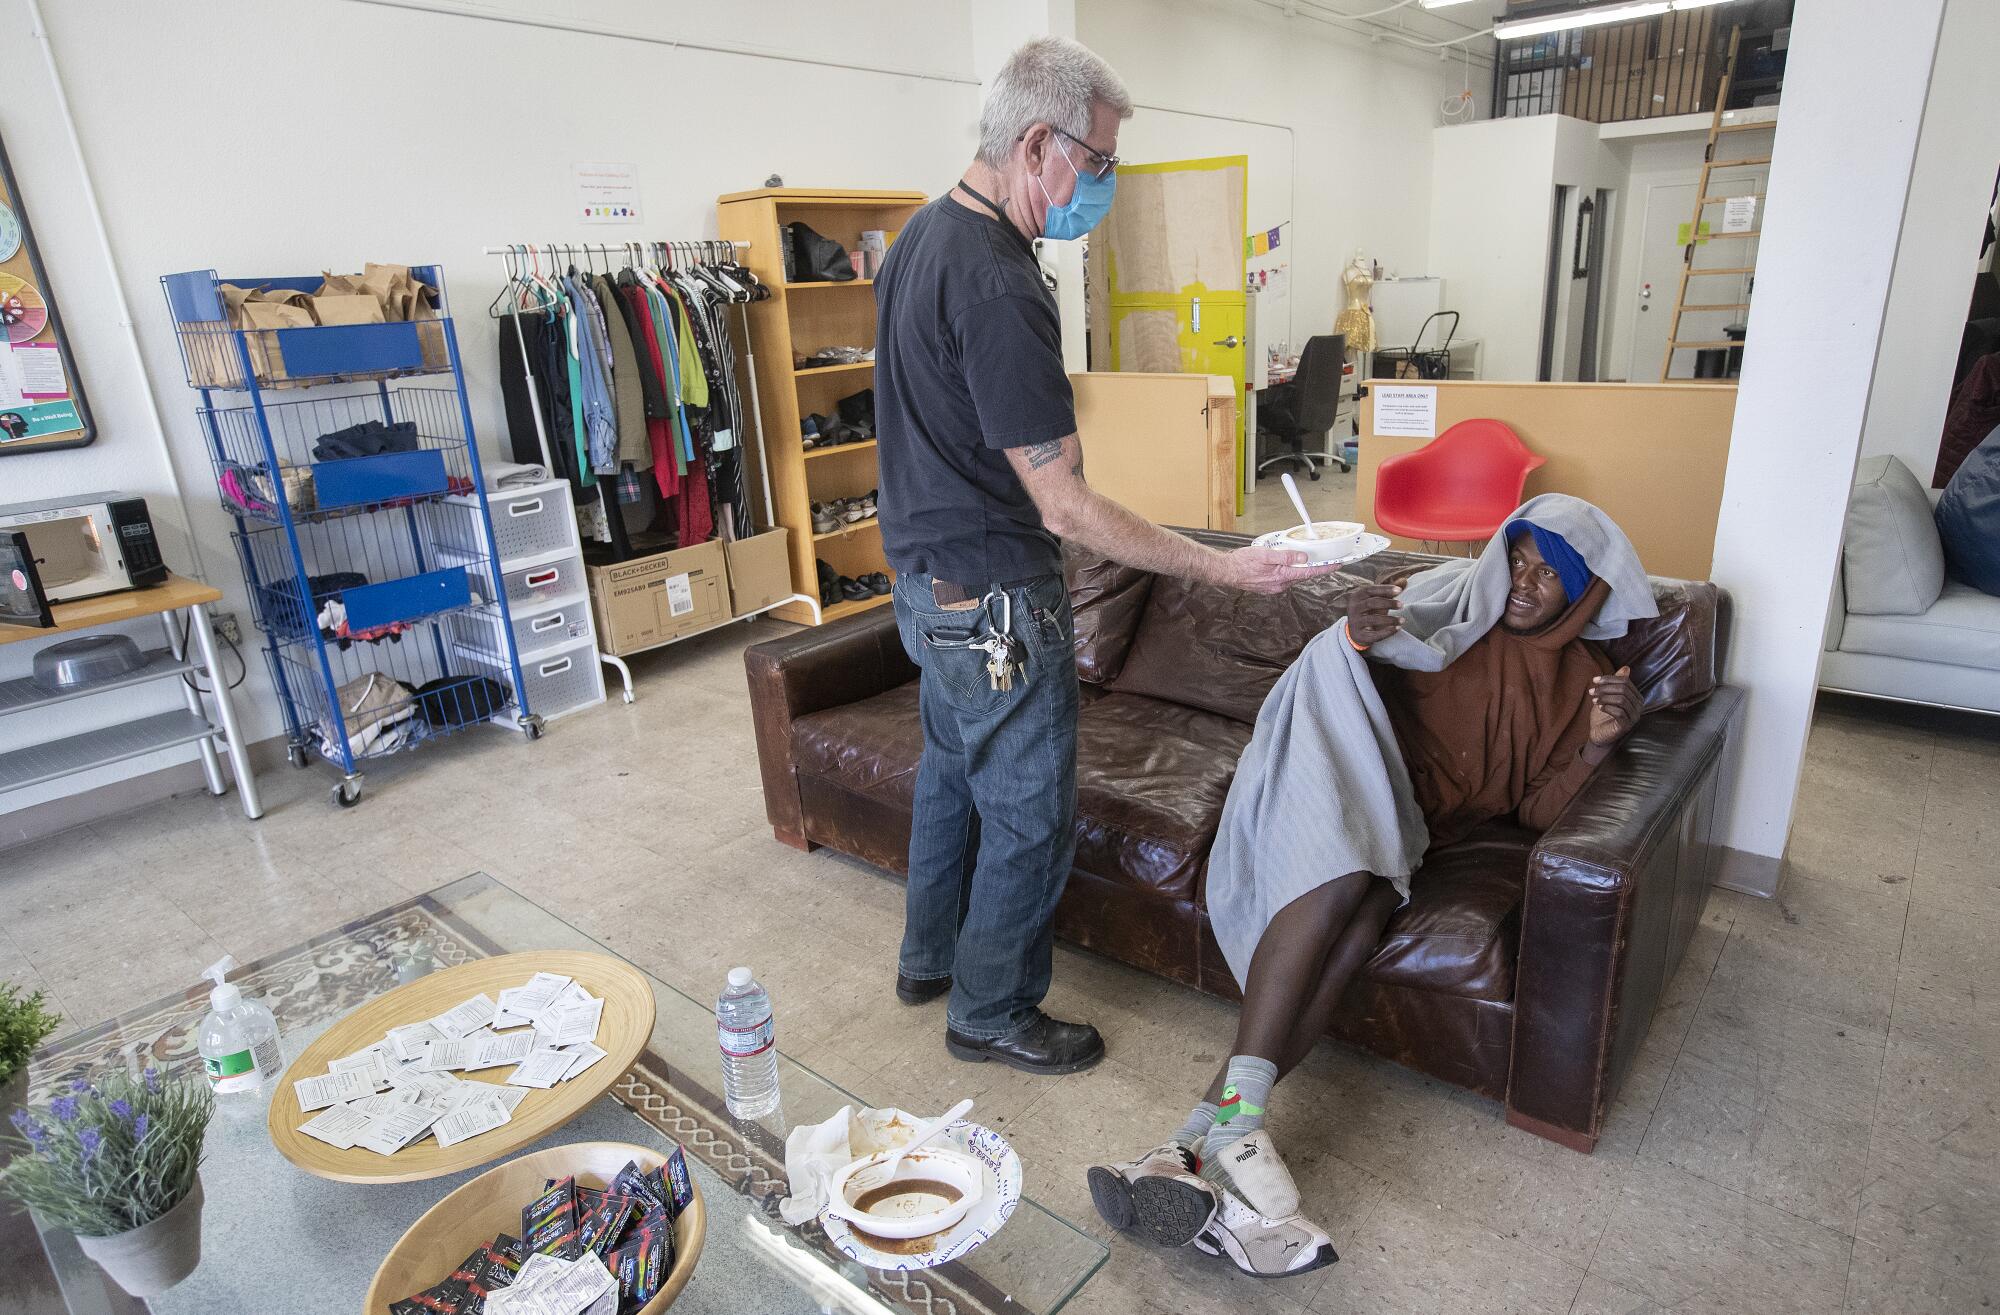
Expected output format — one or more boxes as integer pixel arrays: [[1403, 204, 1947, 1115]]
[[930, 573, 1042, 606]]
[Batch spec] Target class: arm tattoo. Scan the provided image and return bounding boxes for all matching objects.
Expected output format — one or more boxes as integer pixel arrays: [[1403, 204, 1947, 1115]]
[[1022, 440, 1067, 470]]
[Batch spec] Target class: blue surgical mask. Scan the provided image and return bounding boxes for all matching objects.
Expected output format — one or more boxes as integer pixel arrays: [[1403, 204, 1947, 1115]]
[[1036, 137, 1117, 241]]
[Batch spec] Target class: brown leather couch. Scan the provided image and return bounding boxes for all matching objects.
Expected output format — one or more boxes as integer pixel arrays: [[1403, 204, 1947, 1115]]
[[745, 535, 1740, 1153]]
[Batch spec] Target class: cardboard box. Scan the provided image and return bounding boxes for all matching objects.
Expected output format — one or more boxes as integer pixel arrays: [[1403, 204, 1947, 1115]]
[[723, 528, 793, 616], [586, 540, 728, 655], [1565, 61, 1648, 122]]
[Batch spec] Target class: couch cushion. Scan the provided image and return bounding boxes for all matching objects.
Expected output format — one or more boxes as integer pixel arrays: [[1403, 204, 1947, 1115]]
[[791, 682, 923, 806], [1935, 423, 2000, 596], [1604, 580, 1722, 711], [1074, 693, 1252, 901], [1360, 823, 1531, 1003], [1839, 579, 2000, 670], [1102, 571, 1357, 723], [1844, 456, 1946, 615], [1065, 545, 1155, 684], [789, 684, 1248, 903]]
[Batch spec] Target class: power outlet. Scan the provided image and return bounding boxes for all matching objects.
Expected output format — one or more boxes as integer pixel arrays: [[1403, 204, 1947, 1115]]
[[210, 611, 242, 646]]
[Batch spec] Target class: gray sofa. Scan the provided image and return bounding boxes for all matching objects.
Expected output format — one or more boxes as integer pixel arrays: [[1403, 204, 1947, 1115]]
[[1821, 455, 2000, 713]]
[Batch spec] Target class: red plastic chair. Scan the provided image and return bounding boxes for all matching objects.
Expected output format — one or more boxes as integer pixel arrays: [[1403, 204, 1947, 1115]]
[[1373, 418, 1546, 544]]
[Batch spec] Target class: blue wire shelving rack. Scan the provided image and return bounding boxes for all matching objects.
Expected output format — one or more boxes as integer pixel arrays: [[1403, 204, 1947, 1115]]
[[161, 266, 537, 808]]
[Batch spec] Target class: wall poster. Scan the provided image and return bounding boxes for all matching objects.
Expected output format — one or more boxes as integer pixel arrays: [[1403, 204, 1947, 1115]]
[[0, 130, 94, 456]]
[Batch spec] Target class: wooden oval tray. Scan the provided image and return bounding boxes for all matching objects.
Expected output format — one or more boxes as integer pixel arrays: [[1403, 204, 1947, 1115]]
[[269, 950, 656, 1183], [365, 1141, 706, 1315]]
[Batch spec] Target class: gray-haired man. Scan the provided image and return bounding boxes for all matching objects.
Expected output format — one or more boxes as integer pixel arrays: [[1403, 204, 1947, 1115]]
[[874, 37, 1333, 1078]]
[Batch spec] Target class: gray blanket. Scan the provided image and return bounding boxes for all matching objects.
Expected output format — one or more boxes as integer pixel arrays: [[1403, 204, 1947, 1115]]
[[1204, 494, 1657, 987]]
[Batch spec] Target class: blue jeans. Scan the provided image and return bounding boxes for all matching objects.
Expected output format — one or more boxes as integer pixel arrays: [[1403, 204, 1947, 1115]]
[[891, 571, 1080, 1040]]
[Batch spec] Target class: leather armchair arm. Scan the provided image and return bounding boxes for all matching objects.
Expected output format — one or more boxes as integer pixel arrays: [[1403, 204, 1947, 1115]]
[[1505, 686, 1743, 1150], [743, 609, 916, 847]]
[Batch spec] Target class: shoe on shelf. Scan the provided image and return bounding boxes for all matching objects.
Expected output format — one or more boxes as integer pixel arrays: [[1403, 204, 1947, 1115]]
[[857, 490, 877, 520], [946, 1010, 1104, 1076], [896, 972, 951, 1005], [812, 503, 839, 535], [817, 558, 839, 607], [1087, 1142, 1218, 1247], [864, 572, 891, 596], [839, 576, 872, 602], [841, 498, 867, 524]]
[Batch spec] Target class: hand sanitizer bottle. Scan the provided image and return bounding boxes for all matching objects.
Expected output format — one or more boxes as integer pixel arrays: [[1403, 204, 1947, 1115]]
[[197, 956, 282, 1094]]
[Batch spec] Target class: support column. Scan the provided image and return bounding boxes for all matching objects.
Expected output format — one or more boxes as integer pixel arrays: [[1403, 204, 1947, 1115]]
[[969, 0, 1089, 372], [1706, 0, 1960, 891]]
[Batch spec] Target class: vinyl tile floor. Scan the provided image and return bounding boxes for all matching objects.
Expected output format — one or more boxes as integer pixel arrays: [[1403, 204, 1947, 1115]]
[[3, 616, 1994, 1315]]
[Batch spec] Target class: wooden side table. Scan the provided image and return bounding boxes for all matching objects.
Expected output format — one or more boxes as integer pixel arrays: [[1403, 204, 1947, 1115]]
[[0, 573, 262, 819]]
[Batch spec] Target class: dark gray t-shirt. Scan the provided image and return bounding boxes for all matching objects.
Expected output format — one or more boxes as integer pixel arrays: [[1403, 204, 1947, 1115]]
[[874, 195, 1075, 587]]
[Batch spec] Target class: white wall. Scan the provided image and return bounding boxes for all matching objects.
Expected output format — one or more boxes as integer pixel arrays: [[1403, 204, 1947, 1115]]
[[1427, 114, 1624, 383], [0, 0, 982, 818], [1855, 0, 2000, 484], [1708, 0, 1952, 879], [1080, 0, 1487, 350]]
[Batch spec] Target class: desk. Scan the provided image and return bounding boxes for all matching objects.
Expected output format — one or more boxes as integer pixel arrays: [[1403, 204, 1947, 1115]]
[[0, 574, 262, 818]]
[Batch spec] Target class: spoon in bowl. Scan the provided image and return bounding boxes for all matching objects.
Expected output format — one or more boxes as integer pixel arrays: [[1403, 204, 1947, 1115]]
[[1280, 472, 1320, 539], [851, 1098, 974, 1192]]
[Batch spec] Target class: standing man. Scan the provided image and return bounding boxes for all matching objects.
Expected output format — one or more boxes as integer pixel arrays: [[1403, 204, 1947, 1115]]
[[874, 36, 1331, 1076]]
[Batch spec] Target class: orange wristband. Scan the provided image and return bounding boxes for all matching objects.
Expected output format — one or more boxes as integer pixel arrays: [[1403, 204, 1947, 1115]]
[[1346, 629, 1370, 652]]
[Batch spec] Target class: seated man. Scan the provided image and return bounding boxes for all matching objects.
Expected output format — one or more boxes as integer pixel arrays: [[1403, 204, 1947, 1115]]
[[1087, 494, 1655, 1279]]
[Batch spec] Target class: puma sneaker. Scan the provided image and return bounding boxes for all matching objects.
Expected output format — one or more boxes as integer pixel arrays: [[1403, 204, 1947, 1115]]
[[1191, 1188, 1339, 1278], [1193, 1130, 1338, 1278], [1086, 1142, 1218, 1247]]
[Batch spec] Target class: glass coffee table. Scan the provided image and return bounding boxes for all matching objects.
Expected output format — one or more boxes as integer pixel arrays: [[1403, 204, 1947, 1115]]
[[16, 874, 1106, 1315]]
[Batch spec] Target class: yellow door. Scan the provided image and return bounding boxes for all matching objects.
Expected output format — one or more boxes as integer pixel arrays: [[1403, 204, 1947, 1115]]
[[1087, 156, 1249, 511]]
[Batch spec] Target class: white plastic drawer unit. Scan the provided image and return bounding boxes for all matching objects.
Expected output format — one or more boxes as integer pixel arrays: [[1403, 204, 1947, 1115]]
[[493, 555, 581, 612], [440, 483, 576, 564], [459, 638, 604, 723], [446, 598, 592, 661]]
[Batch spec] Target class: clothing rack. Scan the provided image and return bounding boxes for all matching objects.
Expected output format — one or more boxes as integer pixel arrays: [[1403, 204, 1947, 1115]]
[[484, 239, 819, 703]]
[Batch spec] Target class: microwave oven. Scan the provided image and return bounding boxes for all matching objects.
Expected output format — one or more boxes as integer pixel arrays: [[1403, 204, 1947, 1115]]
[[0, 493, 167, 627]]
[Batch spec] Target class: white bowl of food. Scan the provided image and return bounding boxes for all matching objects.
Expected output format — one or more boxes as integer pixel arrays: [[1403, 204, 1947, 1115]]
[[822, 1145, 987, 1240], [1252, 519, 1388, 566]]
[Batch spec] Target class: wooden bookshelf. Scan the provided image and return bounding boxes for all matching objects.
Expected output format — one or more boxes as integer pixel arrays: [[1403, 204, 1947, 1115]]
[[718, 186, 925, 624]]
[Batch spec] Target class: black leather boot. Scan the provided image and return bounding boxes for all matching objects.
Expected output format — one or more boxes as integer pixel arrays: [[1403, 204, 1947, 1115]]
[[896, 972, 951, 1005], [946, 1010, 1104, 1075]]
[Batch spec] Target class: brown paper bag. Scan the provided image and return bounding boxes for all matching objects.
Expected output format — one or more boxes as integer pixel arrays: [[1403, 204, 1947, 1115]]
[[238, 299, 314, 382], [312, 294, 385, 326], [317, 271, 368, 297]]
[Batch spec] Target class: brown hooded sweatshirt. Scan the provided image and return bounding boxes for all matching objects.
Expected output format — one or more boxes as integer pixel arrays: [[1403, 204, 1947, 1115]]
[[1371, 577, 1614, 847]]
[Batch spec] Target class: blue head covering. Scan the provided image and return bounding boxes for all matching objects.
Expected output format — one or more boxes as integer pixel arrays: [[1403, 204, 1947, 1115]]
[[1507, 521, 1593, 605]]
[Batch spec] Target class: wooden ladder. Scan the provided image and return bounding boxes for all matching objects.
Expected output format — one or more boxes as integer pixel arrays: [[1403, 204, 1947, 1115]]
[[1659, 26, 1773, 382]]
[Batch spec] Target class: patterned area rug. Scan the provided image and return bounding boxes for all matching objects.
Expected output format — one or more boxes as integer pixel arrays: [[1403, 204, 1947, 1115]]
[[27, 885, 1012, 1315]]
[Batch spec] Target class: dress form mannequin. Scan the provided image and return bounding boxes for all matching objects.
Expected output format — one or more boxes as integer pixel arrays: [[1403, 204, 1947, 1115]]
[[1333, 255, 1376, 354]]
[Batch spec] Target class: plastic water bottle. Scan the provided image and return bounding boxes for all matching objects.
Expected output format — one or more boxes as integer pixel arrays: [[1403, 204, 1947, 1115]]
[[197, 956, 282, 1095], [717, 966, 780, 1118]]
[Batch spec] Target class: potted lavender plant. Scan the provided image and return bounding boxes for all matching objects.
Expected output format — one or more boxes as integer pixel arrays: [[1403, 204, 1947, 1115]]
[[0, 982, 62, 1114], [1, 1068, 213, 1297]]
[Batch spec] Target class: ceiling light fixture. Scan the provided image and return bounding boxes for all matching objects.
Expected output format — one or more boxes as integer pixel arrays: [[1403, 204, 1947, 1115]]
[[1493, 0, 1748, 38], [1494, 1, 1668, 39]]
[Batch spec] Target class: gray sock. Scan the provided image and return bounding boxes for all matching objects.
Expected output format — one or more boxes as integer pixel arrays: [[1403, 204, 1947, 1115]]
[[1169, 1101, 1219, 1152], [1199, 1056, 1278, 1171]]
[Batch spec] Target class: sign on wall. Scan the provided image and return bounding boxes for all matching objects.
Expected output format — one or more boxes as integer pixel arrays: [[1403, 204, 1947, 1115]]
[[0, 130, 94, 456], [573, 161, 642, 225]]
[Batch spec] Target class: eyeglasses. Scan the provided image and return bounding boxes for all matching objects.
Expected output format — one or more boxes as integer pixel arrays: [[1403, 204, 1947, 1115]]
[[1048, 126, 1121, 181]]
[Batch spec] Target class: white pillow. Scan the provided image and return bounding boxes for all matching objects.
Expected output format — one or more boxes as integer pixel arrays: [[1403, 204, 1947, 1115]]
[[1843, 456, 1945, 615]]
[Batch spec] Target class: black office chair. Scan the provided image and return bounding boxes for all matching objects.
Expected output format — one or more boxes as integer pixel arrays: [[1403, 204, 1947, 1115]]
[[1256, 333, 1348, 481]]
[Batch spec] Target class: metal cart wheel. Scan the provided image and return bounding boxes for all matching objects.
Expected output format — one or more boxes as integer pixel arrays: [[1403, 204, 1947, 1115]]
[[519, 714, 545, 742], [287, 743, 310, 769], [333, 776, 363, 808]]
